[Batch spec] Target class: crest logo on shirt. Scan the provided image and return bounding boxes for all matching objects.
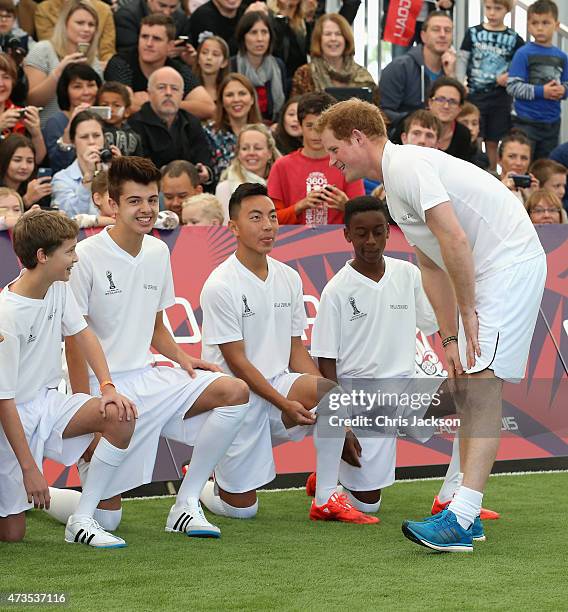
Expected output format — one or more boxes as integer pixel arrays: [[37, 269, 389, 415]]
[[47, 309, 57, 321], [242, 294, 254, 317], [348, 296, 367, 321], [27, 327, 37, 344], [105, 270, 122, 296]]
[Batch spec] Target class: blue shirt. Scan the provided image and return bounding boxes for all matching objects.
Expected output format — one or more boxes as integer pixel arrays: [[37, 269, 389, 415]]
[[508, 42, 568, 123], [51, 160, 97, 217]]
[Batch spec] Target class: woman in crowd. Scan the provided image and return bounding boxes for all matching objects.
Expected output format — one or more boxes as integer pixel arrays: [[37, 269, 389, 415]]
[[428, 77, 475, 162], [525, 189, 567, 225], [498, 130, 539, 203], [215, 123, 280, 223], [42, 63, 102, 174], [205, 73, 262, 182], [0, 53, 46, 163], [231, 11, 286, 123], [0, 134, 51, 208], [51, 110, 120, 216], [194, 35, 230, 105], [267, 0, 308, 82], [273, 96, 302, 155], [24, 0, 102, 123], [291, 13, 377, 101]]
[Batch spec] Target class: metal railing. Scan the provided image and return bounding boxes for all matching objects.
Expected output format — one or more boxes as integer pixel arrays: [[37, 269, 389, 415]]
[[354, 0, 568, 142]]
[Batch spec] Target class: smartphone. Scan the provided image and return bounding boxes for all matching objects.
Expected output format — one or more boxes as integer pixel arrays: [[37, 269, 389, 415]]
[[17, 107, 26, 118], [77, 42, 89, 55], [89, 106, 112, 120], [175, 36, 189, 46], [38, 168, 53, 179], [510, 174, 532, 189]]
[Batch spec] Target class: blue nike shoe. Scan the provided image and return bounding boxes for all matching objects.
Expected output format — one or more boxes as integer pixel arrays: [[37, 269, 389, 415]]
[[423, 512, 485, 542], [402, 509, 473, 552]]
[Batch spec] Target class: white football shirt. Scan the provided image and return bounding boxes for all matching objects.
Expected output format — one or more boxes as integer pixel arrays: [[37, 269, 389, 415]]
[[70, 228, 175, 374], [0, 274, 87, 404], [310, 257, 438, 378], [382, 142, 544, 279], [201, 254, 307, 379]]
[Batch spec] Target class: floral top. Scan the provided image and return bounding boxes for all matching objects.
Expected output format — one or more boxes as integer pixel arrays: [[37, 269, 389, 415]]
[[204, 123, 237, 183]]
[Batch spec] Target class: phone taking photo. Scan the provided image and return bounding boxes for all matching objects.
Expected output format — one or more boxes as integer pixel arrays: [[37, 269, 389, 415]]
[[89, 106, 112, 120]]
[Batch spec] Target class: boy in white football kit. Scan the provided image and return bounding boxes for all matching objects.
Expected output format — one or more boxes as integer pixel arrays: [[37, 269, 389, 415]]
[[0, 210, 137, 548], [199, 183, 378, 524], [319, 100, 546, 552], [310, 196, 441, 514], [50, 157, 249, 538]]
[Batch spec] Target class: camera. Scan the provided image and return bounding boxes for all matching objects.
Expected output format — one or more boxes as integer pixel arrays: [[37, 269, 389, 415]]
[[510, 174, 532, 189], [0, 35, 26, 64], [99, 148, 113, 164]]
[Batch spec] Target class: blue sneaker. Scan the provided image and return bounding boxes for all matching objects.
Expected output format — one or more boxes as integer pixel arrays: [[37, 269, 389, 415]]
[[402, 509, 473, 552], [423, 512, 485, 542]]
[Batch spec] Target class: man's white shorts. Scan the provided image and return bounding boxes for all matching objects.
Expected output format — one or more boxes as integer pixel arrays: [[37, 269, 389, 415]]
[[214, 371, 305, 493], [460, 253, 547, 382], [89, 365, 225, 499], [0, 388, 93, 517]]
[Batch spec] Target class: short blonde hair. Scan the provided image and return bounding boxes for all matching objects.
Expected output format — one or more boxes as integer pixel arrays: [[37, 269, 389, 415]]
[[0, 187, 24, 213], [484, 0, 515, 12], [182, 194, 224, 225], [525, 189, 567, 223], [315, 98, 387, 140], [310, 13, 354, 58], [52, 0, 100, 65]]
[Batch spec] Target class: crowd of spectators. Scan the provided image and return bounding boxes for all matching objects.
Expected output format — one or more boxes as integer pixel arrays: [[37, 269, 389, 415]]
[[1, 0, 567, 234]]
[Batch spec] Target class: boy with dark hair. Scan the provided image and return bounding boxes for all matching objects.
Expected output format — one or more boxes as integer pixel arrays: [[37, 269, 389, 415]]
[[0, 209, 136, 548], [97, 81, 144, 157], [50, 156, 250, 538], [457, 0, 524, 170], [161, 160, 203, 217], [267, 91, 365, 225], [507, 0, 568, 160], [401, 109, 442, 147], [199, 183, 378, 524]]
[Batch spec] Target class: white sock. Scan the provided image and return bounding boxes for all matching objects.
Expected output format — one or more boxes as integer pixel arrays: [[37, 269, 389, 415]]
[[344, 488, 381, 513], [438, 436, 461, 503], [448, 485, 483, 530], [199, 480, 258, 518], [45, 487, 81, 524], [175, 403, 247, 508], [75, 437, 128, 519], [94, 507, 122, 531], [313, 391, 346, 507]]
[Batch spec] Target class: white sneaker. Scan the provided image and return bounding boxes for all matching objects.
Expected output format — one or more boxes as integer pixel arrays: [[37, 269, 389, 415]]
[[165, 499, 221, 538], [65, 514, 126, 548]]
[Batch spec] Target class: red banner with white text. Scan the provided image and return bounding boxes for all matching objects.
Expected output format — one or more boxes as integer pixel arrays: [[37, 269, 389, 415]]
[[383, 0, 425, 46]]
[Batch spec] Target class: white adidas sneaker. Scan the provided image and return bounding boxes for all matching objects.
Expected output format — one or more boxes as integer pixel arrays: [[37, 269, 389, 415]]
[[165, 498, 221, 538], [65, 514, 126, 548]]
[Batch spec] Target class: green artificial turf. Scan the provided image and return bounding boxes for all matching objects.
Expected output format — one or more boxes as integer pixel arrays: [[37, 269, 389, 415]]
[[2, 473, 567, 611]]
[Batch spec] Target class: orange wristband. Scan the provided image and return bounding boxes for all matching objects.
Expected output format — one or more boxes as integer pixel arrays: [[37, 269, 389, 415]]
[[99, 380, 115, 393]]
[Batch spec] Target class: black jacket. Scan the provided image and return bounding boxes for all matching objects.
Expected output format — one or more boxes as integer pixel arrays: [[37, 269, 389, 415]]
[[379, 45, 432, 135], [129, 102, 212, 170]]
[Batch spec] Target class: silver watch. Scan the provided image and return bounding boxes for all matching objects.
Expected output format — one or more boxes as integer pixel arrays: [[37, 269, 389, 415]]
[[56, 136, 74, 152]]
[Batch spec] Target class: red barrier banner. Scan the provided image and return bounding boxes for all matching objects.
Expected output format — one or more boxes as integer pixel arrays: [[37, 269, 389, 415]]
[[1, 225, 567, 488], [383, 0, 425, 46]]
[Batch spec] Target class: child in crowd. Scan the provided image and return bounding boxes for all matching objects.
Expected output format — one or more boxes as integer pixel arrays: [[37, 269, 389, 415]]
[[457, 102, 490, 169], [529, 158, 567, 204], [194, 35, 230, 104], [0, 186, 24, 230], [74, 170, 116, 229], [97, 82, 144, 157], [458, 0, 524, 170], [400, 109, 441, 148], [181, 193, 224, 225], [507, 0, 568, 160]]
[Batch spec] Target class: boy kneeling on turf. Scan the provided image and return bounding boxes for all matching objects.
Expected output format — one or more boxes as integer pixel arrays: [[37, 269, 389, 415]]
[[0, 210, 136, 548]]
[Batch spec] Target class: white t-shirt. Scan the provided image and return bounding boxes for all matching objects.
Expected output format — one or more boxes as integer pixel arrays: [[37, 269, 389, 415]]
[[382, 142, 544, 279], [201, 254, 307, 379], [311, 257, 438, 379], [70, 228, 175, 375], [0, 274, 87, 404]]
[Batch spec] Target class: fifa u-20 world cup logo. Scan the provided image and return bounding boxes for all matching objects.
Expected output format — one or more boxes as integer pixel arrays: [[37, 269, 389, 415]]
[[242, 294, 251, 314], [106, 271, 116, 291], [349, 296, 361, 316]]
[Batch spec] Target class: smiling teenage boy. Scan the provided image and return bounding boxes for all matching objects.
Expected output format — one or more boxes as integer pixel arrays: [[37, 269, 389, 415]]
[[199, 183, 378, 524], [58, 156, 249, 538], [0, 209, 136, 548]]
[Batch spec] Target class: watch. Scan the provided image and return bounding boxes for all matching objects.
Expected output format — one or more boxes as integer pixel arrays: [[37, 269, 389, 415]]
[[56, 136, 74, 152]]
